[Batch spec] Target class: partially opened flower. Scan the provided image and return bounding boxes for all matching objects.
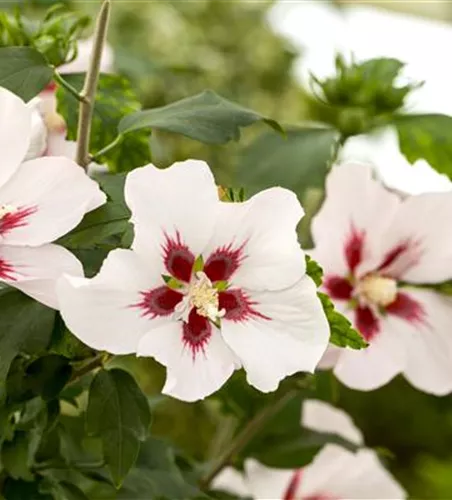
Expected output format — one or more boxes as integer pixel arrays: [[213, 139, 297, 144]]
[[57, 160, 329, 402], [213, 400, 405, 499], [26, 84, 67, 159], [26, 35, 114, 163], [311, 162, 452, 395], [0, 87, 105, 308]]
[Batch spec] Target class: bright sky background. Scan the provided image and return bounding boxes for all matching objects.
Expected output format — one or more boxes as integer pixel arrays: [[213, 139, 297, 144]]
[[268, 1, 452, 194]]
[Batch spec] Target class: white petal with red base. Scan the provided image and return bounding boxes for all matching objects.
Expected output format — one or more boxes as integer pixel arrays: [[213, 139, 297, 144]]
[[300, 445, 405, 499], [311, 162, 400, 278], [205, 187, 306, 291], [0, 157, 106, 246], [138, 321, 237, 402], [57, 250, 162, 353], [221, 276, 329, 392], [383, 192, 452, 283], [125, 160, 219, 259], [401, 288, 452, 395], [0, 244, 83, 308], [333, 315, 409, 391]]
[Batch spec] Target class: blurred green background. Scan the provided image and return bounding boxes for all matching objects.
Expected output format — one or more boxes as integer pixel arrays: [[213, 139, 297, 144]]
[[14, 0, 452, 497]]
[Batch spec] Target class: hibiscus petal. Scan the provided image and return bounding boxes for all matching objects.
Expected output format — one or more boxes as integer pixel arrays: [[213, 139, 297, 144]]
[[401, 289, 452, 395], [57, 249, 161, 353], [311, 163, 400, 278], [333, 314, 410, 390], [205, 187, 305, 292], [212, 467, 252, 498], [125, 160, 218, 261], [0, 87, 32, 188], [0, 156, 106, 246], [221, 276, 329, 392], [382, 192, 452, 283], [244, 460, 295, 500], [0, 244, 83, 308], [302, 399, 363, 446], [137, 321, 237, 402], [300, 445, 405, 499]]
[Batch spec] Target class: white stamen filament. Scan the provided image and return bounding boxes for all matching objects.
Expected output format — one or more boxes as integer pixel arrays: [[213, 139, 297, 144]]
[[356, 274, 398, 307]]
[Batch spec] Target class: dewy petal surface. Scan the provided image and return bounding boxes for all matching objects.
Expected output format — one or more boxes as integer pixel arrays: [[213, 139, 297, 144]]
[[125, 160, 219, 259], [311, 163, 400, 277], [137, 321, 237, 402], [221, 276, 329, 392], [205, 187, 306, 292], [401, 288, 452, 395], [0, 244, 83, 309], [0, 156, 106, 246], [0, 87, 32, 188], [57, 249, 162, 353]]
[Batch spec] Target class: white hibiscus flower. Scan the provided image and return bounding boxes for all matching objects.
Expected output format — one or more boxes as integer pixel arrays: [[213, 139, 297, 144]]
[[57, 160, 329, 402], [311, 162, 452, 395], [0, 87, 105, 308], [214, 400, 405, 499]]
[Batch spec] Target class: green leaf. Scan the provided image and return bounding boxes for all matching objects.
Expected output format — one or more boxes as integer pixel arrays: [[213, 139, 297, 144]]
[[6, 355, 72, 403], [57, 74, 151, 172], [56, 482, 89, 500], [0, 7, 90, 67], [236, 126, 338, 199], [86, 368, 152, 487], [1, 431, 35, 480], [118, 89, 282, 145], [394, 114, 452, 178], [318, 292, 368, 350], [117, 437, 204, 499], [0, 47, 53, 101], [305, 255, 323, 288], [3, 478, 53, 500], [0, 288, 55, 387], [49, 314, 93, 361], [251, 427, 358, 468], [58, 174, 131, 250]]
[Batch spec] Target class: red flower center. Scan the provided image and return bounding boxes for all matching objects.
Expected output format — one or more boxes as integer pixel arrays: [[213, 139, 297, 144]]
[[323, 224, 425, 341], [134, 232, 269, 358]]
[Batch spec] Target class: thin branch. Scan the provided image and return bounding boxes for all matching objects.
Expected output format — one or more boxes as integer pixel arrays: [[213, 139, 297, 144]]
[[75, 0, 111, 169], [53, 70, 88, 103], [90, 134, 123, 161], [199, 388, 298, 490], [69, 352, 105, 384]]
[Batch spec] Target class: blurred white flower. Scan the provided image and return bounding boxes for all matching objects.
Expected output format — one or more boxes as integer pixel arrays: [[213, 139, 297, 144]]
[[0, 87, 105, 308], [311, 162, 452, 395], [214, 399, 405, 499], [57, 160, 329, 402], [340, 129, 452, 196]]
